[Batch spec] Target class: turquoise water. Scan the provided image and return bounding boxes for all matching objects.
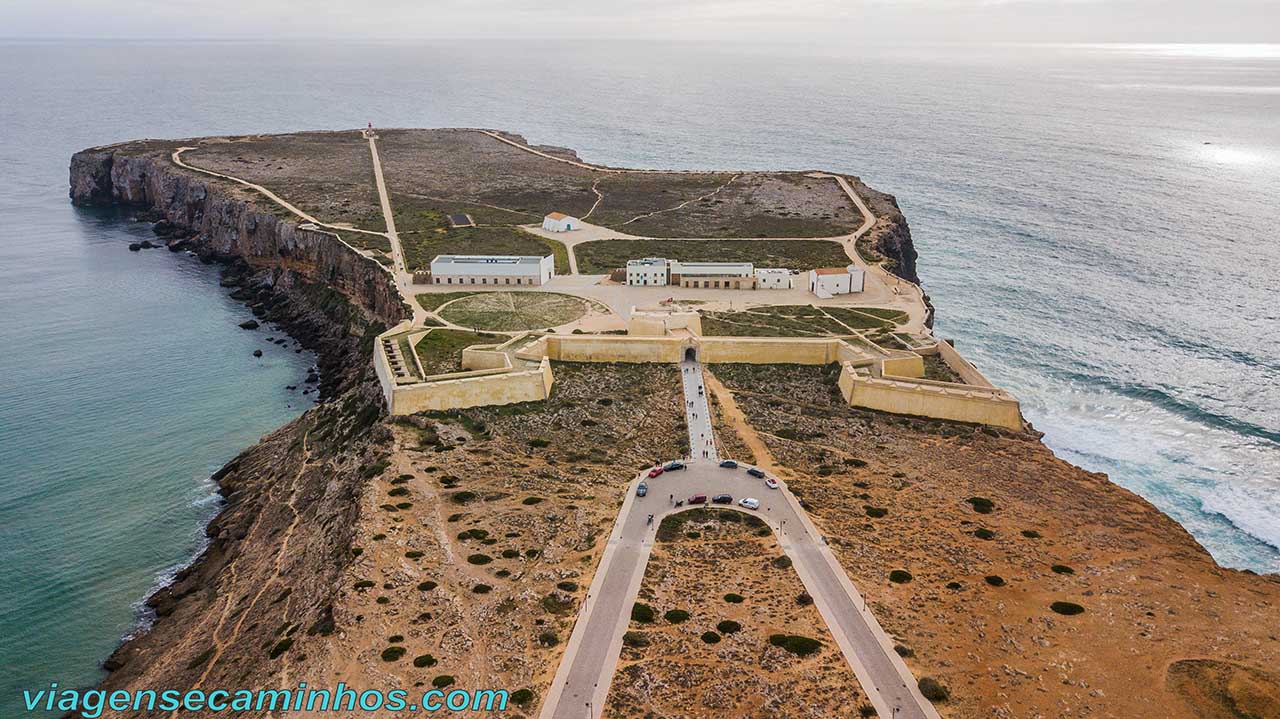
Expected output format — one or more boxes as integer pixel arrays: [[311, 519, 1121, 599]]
[[2, 40, 1278, 715]]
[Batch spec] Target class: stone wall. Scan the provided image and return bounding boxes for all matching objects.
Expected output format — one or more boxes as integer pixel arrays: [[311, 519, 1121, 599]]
[[839, 363, 1022, 430]]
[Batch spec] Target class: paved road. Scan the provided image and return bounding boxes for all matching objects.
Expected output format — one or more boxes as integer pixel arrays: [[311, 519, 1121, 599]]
[[364, 132, 428, 324], [681, 358, 718, 463], [539, 360, 939, 719]]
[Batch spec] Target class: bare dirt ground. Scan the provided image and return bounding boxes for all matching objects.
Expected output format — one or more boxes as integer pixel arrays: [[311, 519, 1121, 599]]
[[707, 363, 1280, 719], [182, 132, 384, 232], [605, 509, 873, 719], [308, 363, 689, 715]]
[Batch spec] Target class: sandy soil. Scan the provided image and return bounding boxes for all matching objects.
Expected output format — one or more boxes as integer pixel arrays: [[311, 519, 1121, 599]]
[[708, 363, 1280, 719]]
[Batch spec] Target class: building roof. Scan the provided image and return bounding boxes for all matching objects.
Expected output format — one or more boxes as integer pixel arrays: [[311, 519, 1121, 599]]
[[448, 213, 473, 227], [432, 254, 550, 267], [813, 267, 851, 275], [627, 257, 669, 267], [546, 212, 569, 220]]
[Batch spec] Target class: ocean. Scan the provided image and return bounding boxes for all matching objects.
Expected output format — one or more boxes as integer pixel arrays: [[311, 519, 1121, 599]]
[[1, 40, 1277, 714]]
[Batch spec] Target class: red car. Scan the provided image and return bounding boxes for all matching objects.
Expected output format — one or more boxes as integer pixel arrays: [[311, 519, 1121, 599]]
[[687, 494, 707, 505], [647, 466, 665, 478]]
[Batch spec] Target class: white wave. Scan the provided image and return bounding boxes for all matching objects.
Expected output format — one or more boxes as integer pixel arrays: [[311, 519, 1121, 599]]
[[1202, 482, 1280, 556]]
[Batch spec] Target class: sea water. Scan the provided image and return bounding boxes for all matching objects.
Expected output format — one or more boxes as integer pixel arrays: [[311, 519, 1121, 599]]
[[1, 40, 1276, 715]]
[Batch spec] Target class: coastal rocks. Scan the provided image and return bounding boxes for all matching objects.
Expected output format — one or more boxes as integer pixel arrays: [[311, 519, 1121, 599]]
[[238, 320, 259, 330]]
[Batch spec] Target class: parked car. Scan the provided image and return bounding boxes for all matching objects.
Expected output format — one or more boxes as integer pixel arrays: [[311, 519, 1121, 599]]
[[764, 477, 779, 490], [636, 482, 648, 497], [746, 467, 766, 479], [719, 459, 738, 469], [712, 493, 733, 504], [663, 461, 686, 471], [738, 497, 760, 510], [648, 466, 664, 478], [687, 494, 707, 505]]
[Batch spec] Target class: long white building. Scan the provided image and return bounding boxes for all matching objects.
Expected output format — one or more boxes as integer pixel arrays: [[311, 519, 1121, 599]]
[[808, 265, 865, 298], [429, 255, 555, 286]]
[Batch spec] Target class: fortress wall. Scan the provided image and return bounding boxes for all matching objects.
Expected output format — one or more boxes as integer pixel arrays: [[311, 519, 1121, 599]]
[[461, 346, 514, 371], [880, 354, 926, 379], [840, 365, 1022, 430], [698, 337, 841, 365], [389, 365, 552, 415], [544, 335, 684, 363], [931, 340, 997, 388]]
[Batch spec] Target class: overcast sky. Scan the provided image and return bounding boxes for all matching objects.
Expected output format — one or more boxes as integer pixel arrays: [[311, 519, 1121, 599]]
[[2, 0, 1277, 42]]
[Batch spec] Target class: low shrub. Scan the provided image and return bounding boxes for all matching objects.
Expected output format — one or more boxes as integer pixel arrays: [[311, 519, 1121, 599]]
[[538, 630, 559, 647], [864, 506, 888, 518], [796, 592, 813, 606], [268, 639, 293, 659], [966, 497, 995, 514], [394, 502, 413, 510], [945, 581, 962, 590], [717, 620, 742, 634], [1051, 564, 1075, 574], [768, 634, 822, 656], [1021, 529, 1042, 538], [771, 556, 793, 570], [700, 631, 721, 644], [622, 631, 649, 648], [380, 646, 406, 662], [502, 549, 520, 559], [974, 528, 995, 540], [417, 581, 437, 591], [522, 497, 544, 505], [450, 491, 477, 505], [664, 609, 691, 623], [431, 675, 454, 688], [388, 487, 410, 497], [372, 533, 386, 540], [528, 438, 551, 448], [510, 689, 535, 706], [405, 550, 424, 559], [556, 581, 579, 592], [631, 603, 655, 623], [984, 575, 1006, 587], [894, 644, 915, 658], [1050, 601, 1085, 616], [472, 584, 492, 594], [724, 593, 745, 604], [388, 634, 404, 643], [413, 654, 437, 668], [918, 677, 949, 702], [889, 570, 913, 584], [467, 554, 492, 565], [354, 580, 375, 590]]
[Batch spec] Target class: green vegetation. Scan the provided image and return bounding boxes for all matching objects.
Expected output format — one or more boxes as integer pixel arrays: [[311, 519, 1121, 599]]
[[822, 306, 908, 331], [772, 555, 793, 570], [701, 305, 847, 337], [399, 218, 569, 274], [575, 239, 849, 274], [966, 497, 996, 514], [631, 603, 656, 623], [380, 646, 406, 662], [974, 528, 995, 540], [1050, 601, 1085, 616], [415, 291, 478, 312], [796, 592, 813, 606], [664, 609, 691, 623], [467, 553, 492, 565], [864, 506, 888, 518], [268, 638, 294, 659], [984, 575, 1006, 587], [431, 675, 455, 688], [1051, 564, 1075, 575], [472, 584, 492, 594], [1021, 529, 1043, 539], [889, 570, 914, 584], [622, 631, 649, 648], [768, 634, 822, 656], [510, 689, 535, 706], [413, 654, 438, 668], [700, 631, 722, 644], [412, 329, 502, 376], [716, 620, 742, 634], [437, 291, 593, 332], [918, 677, 950, 702], [724, 593, 745, 604]]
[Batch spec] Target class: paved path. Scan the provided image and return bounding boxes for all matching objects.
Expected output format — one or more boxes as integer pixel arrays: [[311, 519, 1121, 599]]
[[681, 358, 718, 463], [363, 130, 427, 323], [539, 360, 940, 719]]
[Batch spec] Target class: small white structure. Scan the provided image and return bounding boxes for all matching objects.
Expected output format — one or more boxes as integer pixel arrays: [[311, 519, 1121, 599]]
[[755, 268, 793, 290], [429, 255, 555, 287], [541, 212, 579, 232], [626, 257, 670, 286], [808, 265, 865, 298]]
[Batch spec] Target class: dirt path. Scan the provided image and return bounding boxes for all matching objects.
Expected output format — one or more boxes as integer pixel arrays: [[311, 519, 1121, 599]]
[[703, 370, 780, 475], [621, 174, 740, 226]]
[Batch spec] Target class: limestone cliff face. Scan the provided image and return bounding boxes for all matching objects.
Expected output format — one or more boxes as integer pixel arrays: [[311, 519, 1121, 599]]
[[848, 176, 920, 287], [69, 146, 406, 327]]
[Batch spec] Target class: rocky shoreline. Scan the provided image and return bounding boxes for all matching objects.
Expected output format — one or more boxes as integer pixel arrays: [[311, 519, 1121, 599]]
[[69, 144, 407, 695]]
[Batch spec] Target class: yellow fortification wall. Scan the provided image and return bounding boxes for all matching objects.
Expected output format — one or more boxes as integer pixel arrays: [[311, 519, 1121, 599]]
[[375, 319, 1020, 429]]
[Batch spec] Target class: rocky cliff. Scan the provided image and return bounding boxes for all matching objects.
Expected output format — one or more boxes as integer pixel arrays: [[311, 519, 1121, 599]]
[[70, 144, 406, 328], [847, 176, 921, 286], [67, 143, 406, 712]]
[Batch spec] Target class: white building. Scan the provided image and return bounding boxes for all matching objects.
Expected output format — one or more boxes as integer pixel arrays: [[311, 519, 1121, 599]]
[[626, 257, 670, 286], [808, 265, 865, 298], [541, 212, 579, 232], [429, 255, 555, 287], [755, 268, 793, 290]]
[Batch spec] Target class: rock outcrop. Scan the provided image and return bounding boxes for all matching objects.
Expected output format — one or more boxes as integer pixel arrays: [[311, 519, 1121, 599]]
[[70, 144, 406, 328], [847, 176, 921, 286]]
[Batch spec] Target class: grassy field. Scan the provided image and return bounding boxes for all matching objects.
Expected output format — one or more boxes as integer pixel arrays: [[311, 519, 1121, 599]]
[[413, 329, 503, 376], [399, 222, 569, 274], [437, 291, 592, 332], [700, 305, 907, 338], [575, 239, 849, 274], [415, 291, 479, 312]]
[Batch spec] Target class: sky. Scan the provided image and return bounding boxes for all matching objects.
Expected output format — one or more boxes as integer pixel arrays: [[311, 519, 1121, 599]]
[[1, 0, 1277, 43]]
